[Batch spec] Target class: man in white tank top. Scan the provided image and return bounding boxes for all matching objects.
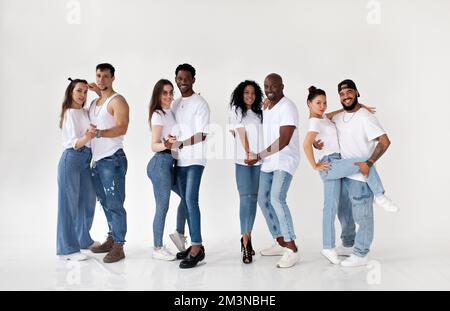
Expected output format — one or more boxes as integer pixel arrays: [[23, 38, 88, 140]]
[[87, 63, 130, 263]]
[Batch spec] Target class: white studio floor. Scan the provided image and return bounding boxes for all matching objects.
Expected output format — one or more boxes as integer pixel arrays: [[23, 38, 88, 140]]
[[1, 236, 450, 291]]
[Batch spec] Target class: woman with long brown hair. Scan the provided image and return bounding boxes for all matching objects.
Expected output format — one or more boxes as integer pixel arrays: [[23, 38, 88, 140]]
[[57, 78, 98, 261], [146, 79, 186, 261]]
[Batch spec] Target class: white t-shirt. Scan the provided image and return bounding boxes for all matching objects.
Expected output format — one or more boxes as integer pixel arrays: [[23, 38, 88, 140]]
[[333, 108, 386, 182], [261, 97, 300, 176], [62, 108, 91, 149], [171, 94, 210, 167], [229, 106, 263, 166], [308, 116, 341, 161], [150, 109, 177, 142]]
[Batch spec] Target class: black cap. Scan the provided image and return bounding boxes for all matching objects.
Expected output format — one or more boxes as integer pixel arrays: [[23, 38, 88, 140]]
[[338, 79, 360, 97]]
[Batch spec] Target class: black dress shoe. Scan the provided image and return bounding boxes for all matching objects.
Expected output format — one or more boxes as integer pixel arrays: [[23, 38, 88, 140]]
[[176, 246, 192, 260], [179, 246, 205, 269]]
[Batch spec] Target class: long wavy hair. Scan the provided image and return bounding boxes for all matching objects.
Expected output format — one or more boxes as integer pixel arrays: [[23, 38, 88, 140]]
[[229, 80, 263, 122], [59, 78, 88, 129], [148, 79, 174, 127]]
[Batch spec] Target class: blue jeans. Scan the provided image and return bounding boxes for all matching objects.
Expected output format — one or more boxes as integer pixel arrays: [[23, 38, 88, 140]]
[[176, 165, 204, 245], [319, 153, 384, 249], [319, 153, 384, 196], [57, 147, 96, 255], [258, 170, 296, 242], [235, 164, 260, 235], [147, 152, 186, 247], [338, 178, 374, 257], [91, 149, 127, 244]]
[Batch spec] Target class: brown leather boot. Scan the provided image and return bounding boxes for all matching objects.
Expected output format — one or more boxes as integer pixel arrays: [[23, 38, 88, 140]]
[[90, 235, 114, 253], [103, 243, 125, 263]]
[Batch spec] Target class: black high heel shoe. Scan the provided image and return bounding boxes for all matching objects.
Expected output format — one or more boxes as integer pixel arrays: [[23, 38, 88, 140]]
[[241, 237, 253, 264], [248, 237, 255, 256]]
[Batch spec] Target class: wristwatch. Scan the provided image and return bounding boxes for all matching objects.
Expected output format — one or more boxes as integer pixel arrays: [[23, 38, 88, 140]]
[[95, 129, 101, 138], [178, 142, 184, 150], [366, 160, 374, 168]]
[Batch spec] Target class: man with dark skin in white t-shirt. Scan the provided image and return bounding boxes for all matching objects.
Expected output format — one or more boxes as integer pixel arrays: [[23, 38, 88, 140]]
[[247, 73, 301, 268], [165, 63, 210, 269]]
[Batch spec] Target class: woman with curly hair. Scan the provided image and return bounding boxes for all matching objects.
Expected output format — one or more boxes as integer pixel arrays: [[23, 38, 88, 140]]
[[228, 80, 264, 264]]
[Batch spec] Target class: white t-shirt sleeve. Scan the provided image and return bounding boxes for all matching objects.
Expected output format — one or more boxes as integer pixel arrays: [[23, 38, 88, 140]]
[[279, 101, 298, 128], [308, 118, 321, 133], [194, 101, 210, 134], [63, 110, 81, 149], [151, 111, 164, 126], [229, 107, 244, 129], [363, 112, 386, 141]]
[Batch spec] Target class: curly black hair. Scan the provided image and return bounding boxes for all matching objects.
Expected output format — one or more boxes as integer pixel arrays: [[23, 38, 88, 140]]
[[229, 80, 263, 122]]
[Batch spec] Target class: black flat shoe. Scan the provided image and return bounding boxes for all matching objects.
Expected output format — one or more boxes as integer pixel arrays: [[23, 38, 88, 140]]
[[179, 246, 205, 269], [176, 246, 192, 260]]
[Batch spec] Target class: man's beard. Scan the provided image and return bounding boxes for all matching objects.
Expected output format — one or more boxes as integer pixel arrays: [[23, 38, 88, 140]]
[[342, 97, 358, 111]]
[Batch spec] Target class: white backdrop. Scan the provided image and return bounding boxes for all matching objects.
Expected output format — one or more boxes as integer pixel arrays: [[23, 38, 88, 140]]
[[1, 0, 449, 255]]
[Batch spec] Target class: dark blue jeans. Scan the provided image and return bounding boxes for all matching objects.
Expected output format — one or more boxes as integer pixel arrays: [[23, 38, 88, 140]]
[[91, 149, 127, 244], [176, 165, 204, 245]]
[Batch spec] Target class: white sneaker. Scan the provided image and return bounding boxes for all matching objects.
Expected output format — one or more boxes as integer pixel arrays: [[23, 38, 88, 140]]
[[336, 245, 353, 257], [169, 231, 187, 252], [152, 246, 176, 261], [375, 195, 399, 213], [321, 248, 341, 265], [59, 252, 88, 261], [340, 254, 368, 267], [260, 243, 286, 256], [276, 248, 300, 268]]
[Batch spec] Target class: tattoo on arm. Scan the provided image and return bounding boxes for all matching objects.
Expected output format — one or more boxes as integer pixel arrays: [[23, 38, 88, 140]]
[[369, 142, 388, 163]]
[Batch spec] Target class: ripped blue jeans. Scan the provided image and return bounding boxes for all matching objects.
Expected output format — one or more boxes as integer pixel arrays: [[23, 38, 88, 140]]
[[338, 178, 374, 257], [92, 149, 127, 244]]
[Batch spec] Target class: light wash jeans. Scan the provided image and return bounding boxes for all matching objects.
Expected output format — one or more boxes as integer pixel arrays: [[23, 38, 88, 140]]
[[235, 164, 260, 235], [176, 165, 204, 245], [57, 147, 96, 255], [338, 178, 374, 257], [319, 153, 384, 249], [258, 170, 296, 242], [147, 152, 186, 248], [91, 149, 127, 244]]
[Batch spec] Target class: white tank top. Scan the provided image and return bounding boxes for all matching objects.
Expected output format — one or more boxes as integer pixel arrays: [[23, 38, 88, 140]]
[[89, 93, 124, 161]]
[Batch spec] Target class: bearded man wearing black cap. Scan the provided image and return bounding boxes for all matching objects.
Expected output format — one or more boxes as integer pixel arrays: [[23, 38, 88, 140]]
[[330, 79, 392, 267]]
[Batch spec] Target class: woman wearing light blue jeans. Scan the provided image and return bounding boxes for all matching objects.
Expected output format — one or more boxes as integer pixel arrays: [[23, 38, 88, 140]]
[[303, 86, 397, 264], [229, 80, 264, 264]]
